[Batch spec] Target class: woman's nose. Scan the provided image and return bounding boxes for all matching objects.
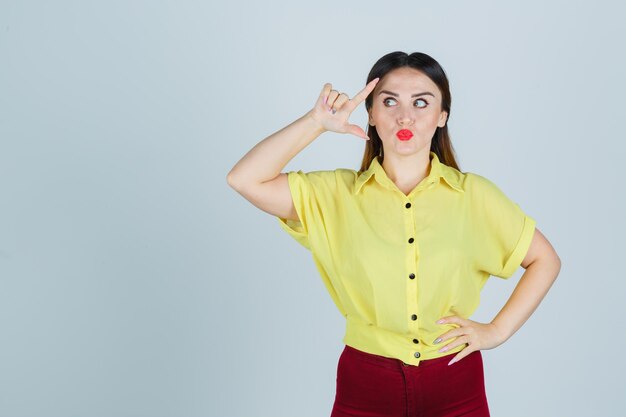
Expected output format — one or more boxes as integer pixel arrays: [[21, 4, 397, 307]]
[[397, 111, 414, 125]]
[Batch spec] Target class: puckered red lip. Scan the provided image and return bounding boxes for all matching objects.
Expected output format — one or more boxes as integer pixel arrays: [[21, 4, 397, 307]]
[[396, 129, 413, 140]]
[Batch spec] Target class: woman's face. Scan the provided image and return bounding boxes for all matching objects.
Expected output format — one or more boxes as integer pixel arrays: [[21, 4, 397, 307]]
[[368, 67, 448, 157]]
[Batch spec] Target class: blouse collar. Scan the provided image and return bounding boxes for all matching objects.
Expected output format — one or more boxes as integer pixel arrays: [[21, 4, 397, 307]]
[[354, 151, 464, 195]]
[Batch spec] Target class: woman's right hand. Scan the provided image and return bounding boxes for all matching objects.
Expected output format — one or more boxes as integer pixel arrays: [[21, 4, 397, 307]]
[[307, 78, 380, 141]]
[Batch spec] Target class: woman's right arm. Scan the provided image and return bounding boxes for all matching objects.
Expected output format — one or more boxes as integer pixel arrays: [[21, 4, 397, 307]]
[[226, 110, 327, 221], [226, 79, 379, 221]]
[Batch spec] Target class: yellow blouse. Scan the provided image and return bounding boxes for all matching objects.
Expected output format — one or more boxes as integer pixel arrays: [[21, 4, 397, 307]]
[[275, 151, 536, 366]]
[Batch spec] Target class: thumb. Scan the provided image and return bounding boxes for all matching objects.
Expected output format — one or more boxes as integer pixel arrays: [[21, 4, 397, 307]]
[[347, 124, 369, 140]]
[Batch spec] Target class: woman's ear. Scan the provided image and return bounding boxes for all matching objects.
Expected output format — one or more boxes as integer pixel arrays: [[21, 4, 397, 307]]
[[438, 111, 448, 127], [368, 111, 375, 127]]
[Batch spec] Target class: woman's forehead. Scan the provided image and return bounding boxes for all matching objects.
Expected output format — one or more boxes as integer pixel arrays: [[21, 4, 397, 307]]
[[375, 68, 439, 96]]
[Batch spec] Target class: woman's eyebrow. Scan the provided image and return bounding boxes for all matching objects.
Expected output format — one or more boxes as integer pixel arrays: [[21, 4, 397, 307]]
[[378, 90, 435, 98]]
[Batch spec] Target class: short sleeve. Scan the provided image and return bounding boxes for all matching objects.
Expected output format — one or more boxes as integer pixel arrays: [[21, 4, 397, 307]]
[[275, 169, 338, 251], [469, 173, 536, 279]]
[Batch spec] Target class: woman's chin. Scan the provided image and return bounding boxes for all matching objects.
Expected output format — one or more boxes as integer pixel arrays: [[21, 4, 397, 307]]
[[383, 142, 431, 158]]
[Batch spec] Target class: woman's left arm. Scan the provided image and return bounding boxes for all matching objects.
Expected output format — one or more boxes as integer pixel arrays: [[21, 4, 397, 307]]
[[489, 227, 561, 340], [434, 227, 561, 365]]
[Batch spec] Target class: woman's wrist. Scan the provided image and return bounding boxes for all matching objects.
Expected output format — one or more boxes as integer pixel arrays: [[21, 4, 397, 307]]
[[303, 109, 327, 137]]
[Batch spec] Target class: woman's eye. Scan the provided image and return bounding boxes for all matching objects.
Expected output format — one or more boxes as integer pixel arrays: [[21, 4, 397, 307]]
[[382, 97, 429, 108]]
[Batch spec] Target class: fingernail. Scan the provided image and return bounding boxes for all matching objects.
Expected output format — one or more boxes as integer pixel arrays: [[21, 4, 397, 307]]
[[437, 319, 444, 324], [448, 358, 457, 366], [433, 338, 442, 344]]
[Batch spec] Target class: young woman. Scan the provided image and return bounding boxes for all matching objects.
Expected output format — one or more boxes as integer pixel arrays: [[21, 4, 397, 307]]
[[227, 51, 561, 417]]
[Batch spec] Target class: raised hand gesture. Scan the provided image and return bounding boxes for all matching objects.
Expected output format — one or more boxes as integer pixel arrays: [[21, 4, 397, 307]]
[[308, 78, 380, 140]]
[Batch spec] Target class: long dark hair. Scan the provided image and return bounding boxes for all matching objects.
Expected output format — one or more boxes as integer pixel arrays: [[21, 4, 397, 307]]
[[360, 51, 460, 173]]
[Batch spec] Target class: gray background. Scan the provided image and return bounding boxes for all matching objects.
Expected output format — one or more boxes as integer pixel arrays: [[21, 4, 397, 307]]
[[1, 1, 624, 416]]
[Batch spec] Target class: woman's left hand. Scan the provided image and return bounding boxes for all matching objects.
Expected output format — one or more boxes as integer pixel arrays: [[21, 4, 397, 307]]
[[433, 316, 508, 365]]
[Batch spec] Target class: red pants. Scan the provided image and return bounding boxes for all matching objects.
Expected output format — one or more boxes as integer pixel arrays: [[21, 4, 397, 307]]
[[330, 345, 491, 417]]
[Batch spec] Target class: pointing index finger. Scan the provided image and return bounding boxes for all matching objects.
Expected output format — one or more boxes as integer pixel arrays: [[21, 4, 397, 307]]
[[348, 77, 380, 109]]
